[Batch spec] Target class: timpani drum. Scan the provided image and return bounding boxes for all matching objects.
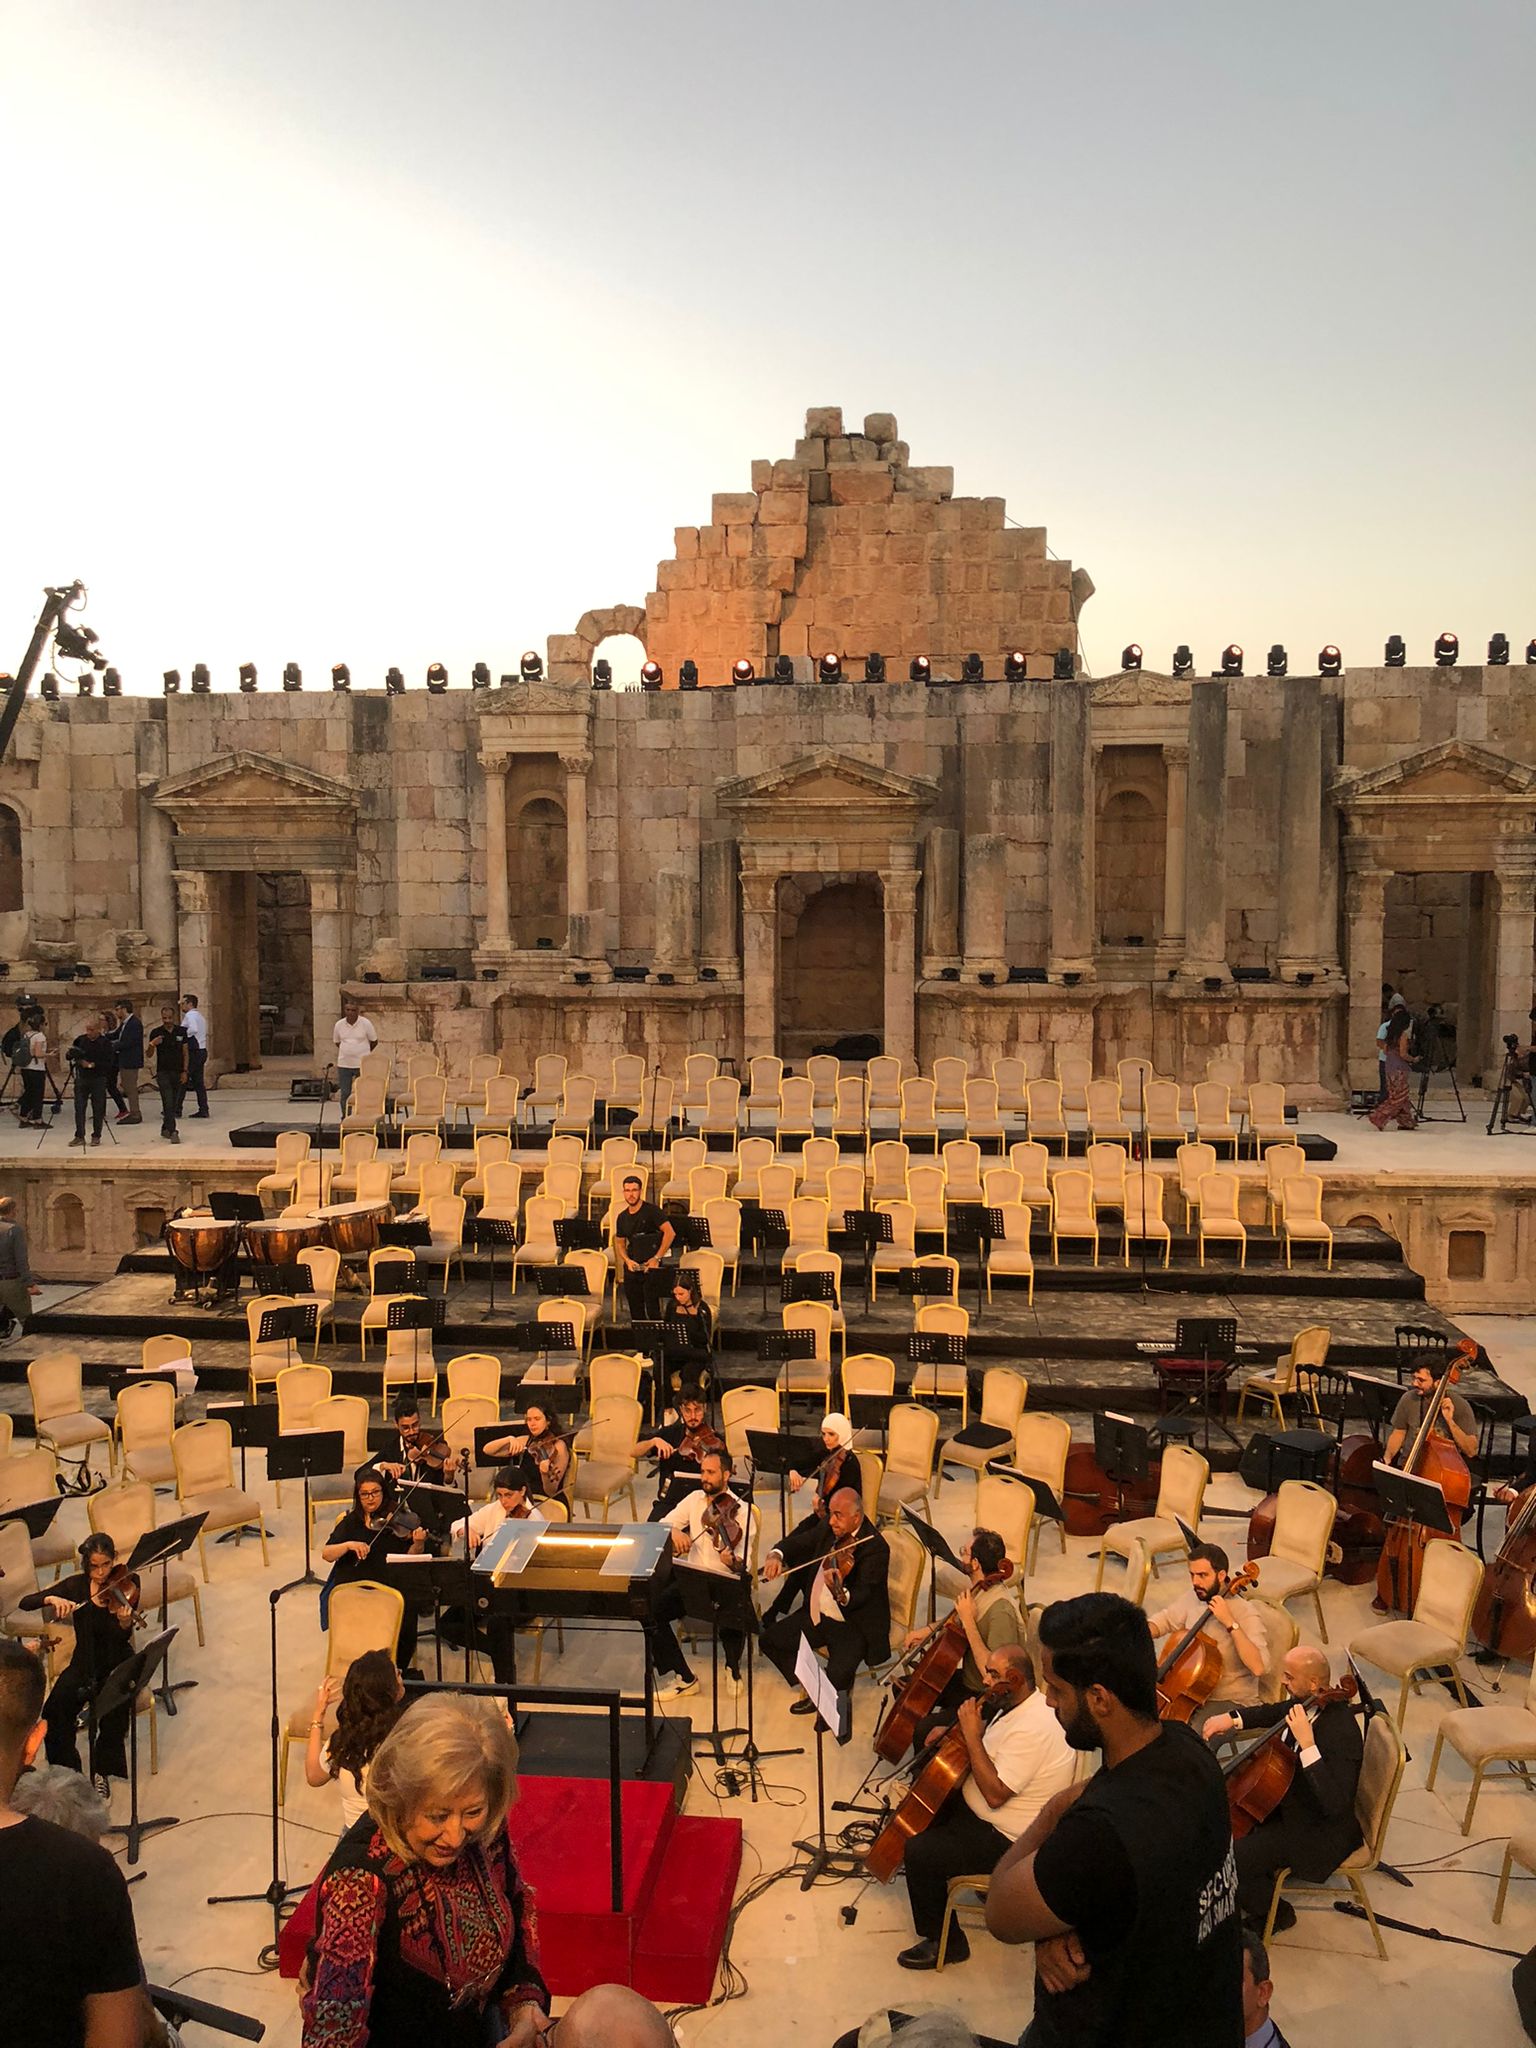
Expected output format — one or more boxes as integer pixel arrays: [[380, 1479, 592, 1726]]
[[242, 1217, 328, 1268], [163, 1212, 243, 1306], [315, 1200, 390, 1260]]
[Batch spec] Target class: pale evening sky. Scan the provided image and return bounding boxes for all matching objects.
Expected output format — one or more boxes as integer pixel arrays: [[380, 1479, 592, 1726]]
[[1, 0, 1531, 690]]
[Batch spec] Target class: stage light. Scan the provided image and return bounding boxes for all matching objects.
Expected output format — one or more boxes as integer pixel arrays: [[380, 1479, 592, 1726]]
[[962, 652, 984, 682], [1120, 645, 1142, 672], [40, 672, 59, 702], [101, 667, 121, 696], [331, 664, 351, 691], [283, 663, 303, 692], [426, 662, 448, 692], [1318, 646, 1342, 677], [817, 652, 842, 684], [1434, 631, 1458, 667], [910, 655, 931, 683], [1220, 644, 1244, 677], [679, 659, 699, 689], [1266, 645, 1287, 678], [640, 661, 663, 692], [385, 666, 405, 694], [1384, 635, 1406, 667], [75, 672, 94, 697], [238, 663, 257, 692], [1487, 633, 1510, 666], [163, 670, 181, 694], [864, 652, 886, 683], [471, 662, 491, 688], [1004, 650, 1028, 681], [1172, 645, 1194, 677], [774, 654, 796, 683], [591, 659, 612, 690], [191, 664, 211, 694], [732, 658, 755, 684], [519, 651, 543, 680], [1052, 648, 1075, 680]]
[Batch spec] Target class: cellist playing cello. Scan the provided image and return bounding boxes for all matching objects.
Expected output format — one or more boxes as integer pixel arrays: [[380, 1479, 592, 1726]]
[[892, 1528, 1025, 1752], [1384, 1361, 1478, 1467]]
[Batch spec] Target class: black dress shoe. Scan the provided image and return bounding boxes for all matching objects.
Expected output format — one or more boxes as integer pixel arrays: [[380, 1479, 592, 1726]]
[[790, 1695, 817, 1715], [1268, 1901, 1297, 1933], [896, 1935, 969, 1970]]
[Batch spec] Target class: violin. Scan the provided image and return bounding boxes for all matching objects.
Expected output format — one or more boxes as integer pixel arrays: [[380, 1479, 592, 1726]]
[[701, 1491, 746, 1575], [100, 1564, 144, 1625], [865, 1678, 1014, 1882], [875, 1558, 1016, 1764], [1223, 1674, 1358, 1837], [1375, 1343, 1473, 1614], [1156, 1561, 1260, 1724], [1473, 1482, 1536, 1659]]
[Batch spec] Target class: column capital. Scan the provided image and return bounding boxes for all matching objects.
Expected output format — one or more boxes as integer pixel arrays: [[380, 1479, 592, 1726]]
[[559, 750, 594, 778], [1493, 846, 1536, 883], [1162, 742, 1189, 769], [740, 870, 778, 915], [879, 868, 920, 910], [1342, 836, 1386, 877], [477, 751, 512, 776], [172, 868, 212, 914]]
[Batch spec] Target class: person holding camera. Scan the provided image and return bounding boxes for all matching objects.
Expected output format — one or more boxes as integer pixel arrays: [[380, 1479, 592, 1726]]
[[67, 1017, 115, 1148]]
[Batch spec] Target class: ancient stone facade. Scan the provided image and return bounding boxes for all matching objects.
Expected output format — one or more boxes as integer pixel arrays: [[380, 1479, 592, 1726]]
[[0, 408, 1531, 1101]]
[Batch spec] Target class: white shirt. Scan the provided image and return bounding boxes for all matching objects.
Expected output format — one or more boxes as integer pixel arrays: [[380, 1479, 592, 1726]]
[[451, 1498, 546, 1549], [181, 1008, 207, 1050], [664, 1487, 757, 1576], [26, 1031, 45, 1071], [334, 1014, 378, 1068], [961, 1688, 1077, 1839], [321, 1742, 371, 1833]]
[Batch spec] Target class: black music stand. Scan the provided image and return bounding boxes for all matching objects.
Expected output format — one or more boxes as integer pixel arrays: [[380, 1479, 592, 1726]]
[[554, 1216, 606, 1255], [98, 1627, 178, 1864], [268, 1427, 346, 1584], [673, 1562, 749, 1767], [1238, 1429, 1335, 1494], [0, 1495, 65, 1543], [847, 1392, 900, 1456], [1150, 1315, 1241, 1454], [531, 1264, 576, 1296], [899, 1504, 968, 1625], [746, 1427, 826, 1543], [759, 1330, 821, 1414], [209, 1191, 264, 1223], [530, 1318, 577, 1377], [755, 1207, 790, 1312], [898, 1264, 958, 1307], [950, 1203, 998, 1315], [257, 1301, 318, 1378], [908, 1331, 968, 1417], [386, 1296, 443, 1403], [673, 1215, 713, 1254], [782, 1269, 838, 1308], [1373, 1461, 1456, 1617], [843, 1207, 892, 1312], [379, 1218, 432, 1250], [252, 1258, 309, 1300], [1093, 1411, 1154, 1531], [474, 1215, 517, 1319], [125, 1514, 207, 1715]]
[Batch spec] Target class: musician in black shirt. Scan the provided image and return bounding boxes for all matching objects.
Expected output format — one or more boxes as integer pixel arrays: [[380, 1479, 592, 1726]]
[[67, 1017, 116, 1147], [613, 1175, 674, 1321], [321, 1469, 429, 1672], [639, 1385, 726, 1519]]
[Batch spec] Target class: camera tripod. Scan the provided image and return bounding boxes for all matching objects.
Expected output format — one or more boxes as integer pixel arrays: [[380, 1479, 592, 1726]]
[[1414, 1012, 1465, 1123], [1487, 1047, 1535, 1137]]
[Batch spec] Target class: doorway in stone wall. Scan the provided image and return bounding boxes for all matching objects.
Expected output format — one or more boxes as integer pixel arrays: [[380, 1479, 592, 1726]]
[[256, 873, 314, 1056], [778, 875, 883, 1060], [1383, 871, 1491, 1079]]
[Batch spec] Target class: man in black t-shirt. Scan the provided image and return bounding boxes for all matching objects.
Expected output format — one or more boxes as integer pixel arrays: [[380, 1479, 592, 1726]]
[[67, 1017, 115, 1147], [613, 1173, 674, 1322], [0, 1639, 151, 2048], [986, 1591, 1243, 2048], [147, 1005, 190, 1143]]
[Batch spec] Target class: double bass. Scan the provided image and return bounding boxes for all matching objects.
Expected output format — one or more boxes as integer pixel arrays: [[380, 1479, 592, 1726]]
[[1155, 1561, 1260, 1724], [874, 1558, 1016, 1763], [864, 1678, 1012, 1882], [1223, 1673, 1358, 1837], [1375, 1347, 1472, 1613], [1473, 1482, 1536, 1659]]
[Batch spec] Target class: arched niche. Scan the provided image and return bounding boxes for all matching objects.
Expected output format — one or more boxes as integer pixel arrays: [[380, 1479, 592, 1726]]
[[48, 1191, 86, 1254], [503, 756, 568, 950], [0, 803, 22, 914], [1096, 779, 1164, 947], [593, 633, 649, 691]]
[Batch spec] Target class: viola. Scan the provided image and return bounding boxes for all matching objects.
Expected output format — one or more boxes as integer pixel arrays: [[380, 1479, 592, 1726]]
[[1376, 1344, 1473, 1614], [1156, 1561, 1260, 1724], [1473, 1482, 1536, 1659], [875, 1560, 1016, 1763], [1223, 1675, 1357, 1837], [864, 1678, 1013, 1882]]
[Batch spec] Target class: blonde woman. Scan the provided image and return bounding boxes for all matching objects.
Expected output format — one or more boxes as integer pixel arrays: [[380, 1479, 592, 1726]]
[[302, 1692, 548, 2048]]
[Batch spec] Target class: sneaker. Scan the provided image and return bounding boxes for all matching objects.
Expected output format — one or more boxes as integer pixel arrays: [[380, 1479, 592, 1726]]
[[89, 1135, 101, 1147], [656, 1673, 699, 1701], [190, 1111, 210, 1120], [897, 1936, 971, 1970], [68, 1137, 85, 1148]]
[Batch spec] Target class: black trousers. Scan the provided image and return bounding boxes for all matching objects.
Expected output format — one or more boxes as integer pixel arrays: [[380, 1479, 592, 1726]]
[[648, 1579, 744, 1679], [903, 1789, 1010, 1940], [73, 1076, 108, 1140], [762, 1606, 867, 1695], [19, 1069, 45, 1121], [44, 1665, 130, 1780], [178, 1042, 208, 1115], [623, 1263, 672, 1321], [1236, 1810, 1351, 1923]]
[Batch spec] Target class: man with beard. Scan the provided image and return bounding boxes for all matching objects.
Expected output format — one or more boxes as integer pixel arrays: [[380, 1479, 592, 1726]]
[[1147, 1543, 1268, 1724], [651, 1448, 759, 1700], [986, 1591, 1243, 2046]]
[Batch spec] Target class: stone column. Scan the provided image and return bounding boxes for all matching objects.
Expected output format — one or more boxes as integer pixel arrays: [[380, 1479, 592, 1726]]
[[1182, 679, 1230, 981], [1161, 743, 1188, 955], [1343, 844, 1388, 1093], [562, 751, 592, 957], [921, 825, 962, 977], [478, 754, 510, 951], [309, 872, 354, 1062], [699, 839, 739, 978], [653, 866, 699, 981], [1490, 847, 1536, 1070], [881, 858, 920, 1063], [135, 723, 177, 966], [173, 866, 214, 1050], [962, 833, 1008, 979], [740, 868, 779, 1061], [1277, 675, 1325, 978], [1048, 681, 1094, 979]]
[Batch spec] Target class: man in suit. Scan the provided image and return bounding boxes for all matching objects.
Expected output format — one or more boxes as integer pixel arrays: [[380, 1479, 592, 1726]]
[[761, 1486, 889, 1729], [1241, 1931, 1291, 2047], [1205, 1644, 1363, 1930]]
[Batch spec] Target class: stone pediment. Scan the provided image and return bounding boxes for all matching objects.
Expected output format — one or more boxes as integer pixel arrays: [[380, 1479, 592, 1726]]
[[151, 750, 357, 872], [479, 681, 592, 720], [151, 750, 357, 814], [1090, 672, 1192, 708], [1336, 739, 1536, 804], [717, 750, 937, 813]]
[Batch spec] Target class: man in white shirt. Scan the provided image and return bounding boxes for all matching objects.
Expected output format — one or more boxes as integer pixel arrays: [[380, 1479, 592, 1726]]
[[178, 994, 209, 1117], [332, 998, 378, 1117], [652, 1449, 758, 1701], [897, 1644, 1076, 1971], [1148, 1542, 1269, 1718]]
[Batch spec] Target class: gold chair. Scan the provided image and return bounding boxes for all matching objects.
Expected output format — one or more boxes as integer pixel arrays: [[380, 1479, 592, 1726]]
[[1085, 1079, 1131, 1145], [912, 1299, 970, 1424], [1245, 1081, 1290, 1155], [115, 1378, 177, 1487], [1049, 1170, 1098, 1265], [1348, 1540, 1484, 1725], [172, 1418, 269, 1578], [877, 1403, 940, 1524], [899, 1078, 940, 1151], [1054, 1049, 1092, 1117], [1428, 1658, 1536, 1834], [29, 1352, 113, 1477], [525, 1054, 568, 1128], [446, 1352, 502, 1407], [1236, 1325, 1329, 1424], [89, 1481, 205, 1646], [305, 1395, 373, 1532], [1282, 1176, 1334, 1269], [1192, 1081, 1240, 1157], [1008, 1139, 1054, 1209], [1027, 1080, 1070, 1158], [941, 1367, 1028, 1487], [1096, 1442, 1209, 1587], [1263, 1142, 1308, 1226], [0, 1447, 74, 1575], [744, 1056, 784, 1128], [1143, 1079, 1187, 1148], [570, 1395, 642, 1519], [870, 1200, 917, 1296], [1494, 1821, 1536, 1924], [256, 1130, 311, 1207], [0, 1519, 60, 1673], [1121, 1169, 1172, 1268], [358, 1246, 420, 1361], [932, 1056, 969, 1116], [1262, 1711, 1406, 1957], [779, 1302, 834, 1404], [1175, 1141, 1219, 1225], [869, 1139, 911, 1206], [1012, 1412, 1072, 1566], [1247, 1480, 1336, 1641], [279, 1578, 404, 1800], [1196, 1171, 1247, 1267]]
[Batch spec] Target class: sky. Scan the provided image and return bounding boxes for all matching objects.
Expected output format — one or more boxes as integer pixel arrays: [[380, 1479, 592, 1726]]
[[1, 0, 1531, 690]]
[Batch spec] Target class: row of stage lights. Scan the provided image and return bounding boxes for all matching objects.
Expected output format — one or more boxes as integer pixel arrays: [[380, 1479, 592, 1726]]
[[40, 632, 1529, 703]]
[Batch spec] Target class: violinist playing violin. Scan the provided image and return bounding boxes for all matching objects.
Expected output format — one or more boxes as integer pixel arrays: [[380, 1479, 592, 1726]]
[[39, 1533, 142, 1782], [649, 1448, 760, 1701], [1384, 1362, 1478, 1466], [638, 1383, 726, 1519], [1148, 1543, 1269, 1723], [761, 1413, 861, 1629], [1204, 1647, 1363, 1932], [321, 1469, 430, 1676], [896, 1528, 1025, 1750], [897, 1646, 1075, 1973], [762, 1487, 889, 1730], [369, 1393, 461, 1484]]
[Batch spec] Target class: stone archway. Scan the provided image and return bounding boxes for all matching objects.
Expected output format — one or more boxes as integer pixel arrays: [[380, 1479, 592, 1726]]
[[545, 604, 649, 687]]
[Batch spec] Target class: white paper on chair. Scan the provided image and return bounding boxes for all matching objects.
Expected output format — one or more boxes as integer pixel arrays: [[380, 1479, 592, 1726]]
[[794, 1633, 842, 1735]]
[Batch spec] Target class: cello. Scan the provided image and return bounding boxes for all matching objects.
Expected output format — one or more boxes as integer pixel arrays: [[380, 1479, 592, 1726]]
[[1375, 1347, 1473, 1614], [1223, 1674, 1358, 1837], [1472, 1482, 1536, 1659], [1155, 1560, 1260, 1724], [874, 1557, 1016, 1763], [864, 1677, 1012, 1882]]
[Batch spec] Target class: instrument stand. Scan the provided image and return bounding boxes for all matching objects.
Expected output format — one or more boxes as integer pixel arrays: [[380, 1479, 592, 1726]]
[[948, 1204, 997, 1320], [789, 1638, 862, 1888], [759, 1330, 819, 1427], [1415, 1014, 1466, 1124], [257, 1302, 317, 1384], [126, 1514, 207, 1717], [1486, 1048, 1536, 1138], [843, 1208, 892, 1316], [1372, 1461, 1456, 1617], [674, 1563, 749, 1769], [1091, 1412, 1154, 1538], [99, 1628, 178, 1865], [386, 1295, 445, 1410], [267, 1428, 346, 1586], [755, 1208, 790, 1316], [207, 1578, 319, 1963]]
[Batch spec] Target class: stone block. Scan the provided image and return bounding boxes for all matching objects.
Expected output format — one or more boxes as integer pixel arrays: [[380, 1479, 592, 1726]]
[[879, 440, 910, 466], [751, 459, 772, 491], [758, 486, 809, 524], [848, 435, 880, 462], [829, 464, 895, 507], [805, 407, 844, 439], [907, 466, 954, 499], [864, 412, 898, 443], [656, 558, 699, 592], [808, 470, 831, 504], [546, 633, 590, 663], [698, 524, 725, 556], [760, 525, 807, 561], [712, 492, 758, 525], [674, 526, 699, 560], [726, 525, 753, 557], [828, 437, 852, 463], [795, 437, 827, 470], [772, 459, 807, 489]]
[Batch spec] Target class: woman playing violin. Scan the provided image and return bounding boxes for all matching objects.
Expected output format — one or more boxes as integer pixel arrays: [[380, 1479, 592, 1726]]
[[40, 1533, 142, 1781], [788, 1412, 861, 1519], [483, 1405, 571, 1509], [323, 1470, 429, 1674]]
